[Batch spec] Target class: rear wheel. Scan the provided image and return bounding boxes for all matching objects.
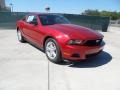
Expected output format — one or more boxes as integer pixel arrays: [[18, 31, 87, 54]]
[[17, 29, 26, 43], [45, 38, 62, 63]]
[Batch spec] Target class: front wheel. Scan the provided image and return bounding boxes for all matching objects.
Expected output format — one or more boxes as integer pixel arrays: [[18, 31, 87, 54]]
[[45, 38, 62, 63]]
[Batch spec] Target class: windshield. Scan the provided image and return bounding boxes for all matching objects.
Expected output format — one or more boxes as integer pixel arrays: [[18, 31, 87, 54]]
[[39, 14, 70, 25]]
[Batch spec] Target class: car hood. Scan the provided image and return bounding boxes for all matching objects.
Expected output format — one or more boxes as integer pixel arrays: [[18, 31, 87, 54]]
[[46, 24, 103, 40]]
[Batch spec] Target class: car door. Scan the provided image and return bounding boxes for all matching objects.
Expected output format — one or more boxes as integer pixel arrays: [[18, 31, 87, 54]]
[[24, 15, 44, 47], [23, 15, 38, 43]]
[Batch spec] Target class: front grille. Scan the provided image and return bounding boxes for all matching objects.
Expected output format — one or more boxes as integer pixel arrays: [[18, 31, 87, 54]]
[[83, 39, 102, 46]]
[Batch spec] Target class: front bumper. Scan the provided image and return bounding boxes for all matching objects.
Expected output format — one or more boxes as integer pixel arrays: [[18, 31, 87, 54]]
[[62, 42, 105, 60]]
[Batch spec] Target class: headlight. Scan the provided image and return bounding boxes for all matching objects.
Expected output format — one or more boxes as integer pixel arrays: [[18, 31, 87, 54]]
[[68, 40, 83, 45]]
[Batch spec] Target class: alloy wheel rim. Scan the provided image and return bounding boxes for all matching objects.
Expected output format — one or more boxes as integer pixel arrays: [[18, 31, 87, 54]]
[[17, 30, 22, 41], [46, 41, 57, 60]]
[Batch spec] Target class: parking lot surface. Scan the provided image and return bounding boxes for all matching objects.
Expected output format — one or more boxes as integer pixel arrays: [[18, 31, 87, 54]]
[[0, 27, 120, 90]]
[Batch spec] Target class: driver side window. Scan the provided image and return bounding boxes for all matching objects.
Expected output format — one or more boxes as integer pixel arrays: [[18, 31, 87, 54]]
[[26, 15, 38, 24]]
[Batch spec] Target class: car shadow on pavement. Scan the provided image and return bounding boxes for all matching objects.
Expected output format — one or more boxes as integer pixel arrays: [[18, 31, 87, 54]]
[[61, 51, 112, 68], [28, 42, 112, 68]]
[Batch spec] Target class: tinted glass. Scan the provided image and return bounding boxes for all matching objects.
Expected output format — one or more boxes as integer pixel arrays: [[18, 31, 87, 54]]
[[26, 15, 37, 24], [39, 14, 70, 25]]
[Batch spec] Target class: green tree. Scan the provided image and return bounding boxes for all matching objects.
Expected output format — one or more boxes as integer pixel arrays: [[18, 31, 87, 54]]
[[82, 9, 100, 16], [82, 9, 120, 20]]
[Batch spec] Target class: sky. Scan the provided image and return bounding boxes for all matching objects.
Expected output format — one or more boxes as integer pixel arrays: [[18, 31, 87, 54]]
[[5, 0, 120, 14]]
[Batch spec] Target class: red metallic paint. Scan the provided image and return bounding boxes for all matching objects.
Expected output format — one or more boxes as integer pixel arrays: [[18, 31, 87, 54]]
[[16, 13, 105, 60]]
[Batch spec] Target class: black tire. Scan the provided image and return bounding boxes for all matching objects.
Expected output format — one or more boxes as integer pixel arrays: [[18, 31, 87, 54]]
[[17, 29, 26, 43], [45, 38, 62, 63]]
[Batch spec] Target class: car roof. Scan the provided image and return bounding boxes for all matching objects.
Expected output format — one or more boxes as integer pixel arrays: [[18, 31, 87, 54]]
[[28, 12, 60, 16]]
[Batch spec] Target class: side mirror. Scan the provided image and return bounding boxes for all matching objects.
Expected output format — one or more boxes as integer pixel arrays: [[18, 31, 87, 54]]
[[30, 21, 38, 25]]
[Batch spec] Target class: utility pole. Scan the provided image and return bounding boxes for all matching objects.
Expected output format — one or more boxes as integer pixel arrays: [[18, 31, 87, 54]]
[[9, 3, 13, 12]]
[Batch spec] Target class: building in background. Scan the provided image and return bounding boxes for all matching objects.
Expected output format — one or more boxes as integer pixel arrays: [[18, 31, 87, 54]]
[[0, 0, 5, 10], [0, 0, 11, 11]]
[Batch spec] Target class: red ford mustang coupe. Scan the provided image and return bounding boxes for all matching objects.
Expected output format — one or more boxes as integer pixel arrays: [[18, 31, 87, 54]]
[[16, 13, 105, 63]]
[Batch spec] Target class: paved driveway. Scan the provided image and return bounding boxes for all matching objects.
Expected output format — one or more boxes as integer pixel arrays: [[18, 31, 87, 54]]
[[0, 27, 120, 90]]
